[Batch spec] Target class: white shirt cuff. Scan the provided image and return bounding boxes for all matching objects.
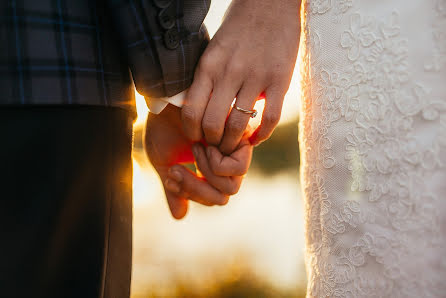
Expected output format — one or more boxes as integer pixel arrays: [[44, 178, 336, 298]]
[[145, 89, 187, 114]]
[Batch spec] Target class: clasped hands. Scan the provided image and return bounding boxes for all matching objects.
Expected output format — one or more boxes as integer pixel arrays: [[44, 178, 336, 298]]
[[145, 0, 300, 219], [145, 104, 253, 219]]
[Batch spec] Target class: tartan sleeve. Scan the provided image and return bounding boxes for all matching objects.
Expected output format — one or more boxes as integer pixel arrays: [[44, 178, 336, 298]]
[[106, 0, 211, 99]]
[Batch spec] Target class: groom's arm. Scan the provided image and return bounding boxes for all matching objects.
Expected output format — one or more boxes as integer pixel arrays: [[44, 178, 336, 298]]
[[106, 0, 211, 109]]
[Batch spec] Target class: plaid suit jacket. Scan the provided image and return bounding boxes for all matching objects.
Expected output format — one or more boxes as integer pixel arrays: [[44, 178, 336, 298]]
[[0, 0, 211, 114]]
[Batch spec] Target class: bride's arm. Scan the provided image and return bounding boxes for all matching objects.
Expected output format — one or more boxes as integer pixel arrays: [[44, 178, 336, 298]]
[[181, 0, 302, 154]]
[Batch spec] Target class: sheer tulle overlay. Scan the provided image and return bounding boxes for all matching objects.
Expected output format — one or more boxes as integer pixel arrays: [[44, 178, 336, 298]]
[[299, 0, 446, 297]]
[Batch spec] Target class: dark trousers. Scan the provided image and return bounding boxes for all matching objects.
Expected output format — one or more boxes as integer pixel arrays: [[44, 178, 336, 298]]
[[0, 106, 134, 298]]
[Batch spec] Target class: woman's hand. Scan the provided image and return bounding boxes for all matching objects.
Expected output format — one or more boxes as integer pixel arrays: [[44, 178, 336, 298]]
[[145, 104, 253, 219], [181, 0, 301, 155]]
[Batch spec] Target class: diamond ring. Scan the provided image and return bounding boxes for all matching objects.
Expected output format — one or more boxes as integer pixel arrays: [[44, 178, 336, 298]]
[[233, 105, 258, 118]]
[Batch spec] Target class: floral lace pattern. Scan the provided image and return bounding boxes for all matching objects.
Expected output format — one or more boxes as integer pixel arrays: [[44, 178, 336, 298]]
[[300, 0, 446, 297], [310, 0, 354, 23], [425, 0, 446, 71]]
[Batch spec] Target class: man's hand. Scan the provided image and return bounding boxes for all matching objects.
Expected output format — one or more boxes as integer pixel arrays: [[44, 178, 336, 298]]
[[181, 0, 301, 154], [145, 104, 253, 219]]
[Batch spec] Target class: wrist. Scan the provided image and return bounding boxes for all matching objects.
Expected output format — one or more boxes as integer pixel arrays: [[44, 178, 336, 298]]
[[149, 103, 182, 127]]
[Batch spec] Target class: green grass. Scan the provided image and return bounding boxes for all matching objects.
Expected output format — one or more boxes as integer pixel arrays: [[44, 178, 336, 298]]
[[251, 119, 300, 176]]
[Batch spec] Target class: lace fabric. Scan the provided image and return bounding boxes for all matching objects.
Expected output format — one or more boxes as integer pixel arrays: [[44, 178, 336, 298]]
[[299, 1, 446, 297]]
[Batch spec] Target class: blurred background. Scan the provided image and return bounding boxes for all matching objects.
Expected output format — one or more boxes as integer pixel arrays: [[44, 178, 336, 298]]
[[130, 1, 305, 297]]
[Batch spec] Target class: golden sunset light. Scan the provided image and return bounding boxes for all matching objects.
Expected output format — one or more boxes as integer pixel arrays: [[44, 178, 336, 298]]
[[129, 1, 306, 297], [4, 0, 443, 297]]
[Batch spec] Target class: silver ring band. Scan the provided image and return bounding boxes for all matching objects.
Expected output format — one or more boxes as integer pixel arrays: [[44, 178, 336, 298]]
[[233, 105, 258, 118]]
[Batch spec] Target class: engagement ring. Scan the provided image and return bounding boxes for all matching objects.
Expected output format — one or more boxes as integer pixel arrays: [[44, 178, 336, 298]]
[[233, 105, 258, 118]]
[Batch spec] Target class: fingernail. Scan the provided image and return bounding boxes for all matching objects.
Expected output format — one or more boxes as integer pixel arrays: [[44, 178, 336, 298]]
[[168, 170, 183, 183], [250, 139, 260, 147], [165, 179, 181, 194]]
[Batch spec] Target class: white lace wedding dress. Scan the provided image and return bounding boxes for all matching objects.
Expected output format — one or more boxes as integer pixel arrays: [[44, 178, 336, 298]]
[[299, 0, 446, 297]]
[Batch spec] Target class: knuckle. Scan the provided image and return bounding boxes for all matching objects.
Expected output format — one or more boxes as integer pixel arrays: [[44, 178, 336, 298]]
[[181, 107, 200, 125], [225, 183, 241, 196], [270, 62, 289, 79], [216, 195, 230, 206], [263, 112, 281, 127], [209, 160, 221, 175], [252, 68, 267, 81], [198, 48, 225, 76], [185, 188, 199, 201], [237, 164, 249, 176], [226, 119, 246, 136], [198, 55, 216, 76], [202, 119, 221, 138], [225, 60, 244, 77], [271, 69, 287, 80]]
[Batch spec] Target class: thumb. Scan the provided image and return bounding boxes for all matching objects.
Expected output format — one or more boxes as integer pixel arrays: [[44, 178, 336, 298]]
[[157, 166, 189, 220]]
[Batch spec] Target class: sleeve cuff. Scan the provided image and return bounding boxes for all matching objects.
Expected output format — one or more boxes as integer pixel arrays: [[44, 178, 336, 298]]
[[145, 89, 188, 114]]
